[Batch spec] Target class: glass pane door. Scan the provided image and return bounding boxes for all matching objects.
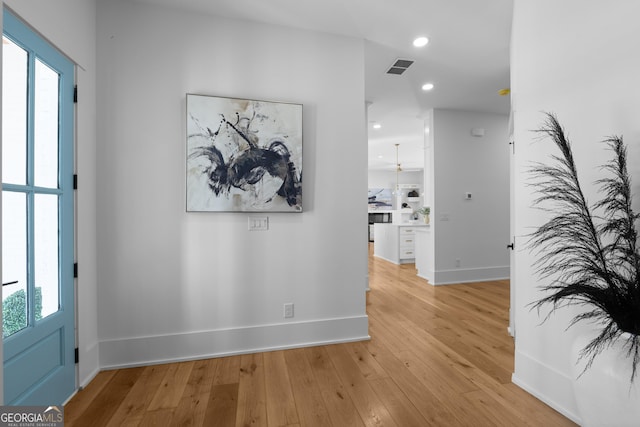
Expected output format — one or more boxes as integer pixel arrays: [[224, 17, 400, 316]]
[[2, 9, 75, 405], [2, 192, 27, 337], [2, 35, 27, 186], [2, 36, 62, 334]]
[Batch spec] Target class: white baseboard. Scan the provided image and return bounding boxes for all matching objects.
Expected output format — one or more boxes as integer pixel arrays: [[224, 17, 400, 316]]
[[78, 342, 100, 388], [416, 271, 433, 284], [99, 315, 369, 369], [431, 265, 509, 285], [78, 366, 101, 391], [512, 350, 581, 425], [373, 254, 399, 265]]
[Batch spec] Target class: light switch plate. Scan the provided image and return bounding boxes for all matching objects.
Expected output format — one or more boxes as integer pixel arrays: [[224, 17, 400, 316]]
[[248, 216, 269, 231]]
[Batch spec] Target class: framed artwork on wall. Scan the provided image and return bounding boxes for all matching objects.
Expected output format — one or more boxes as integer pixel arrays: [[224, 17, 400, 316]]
[[368, 188, 393, 210], [186, 94, 303, 212]]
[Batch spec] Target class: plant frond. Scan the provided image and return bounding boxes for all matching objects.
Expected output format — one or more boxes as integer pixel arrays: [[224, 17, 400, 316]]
[[528, 112, 640, 382]]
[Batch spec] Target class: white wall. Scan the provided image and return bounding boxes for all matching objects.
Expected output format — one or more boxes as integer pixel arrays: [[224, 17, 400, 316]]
[[368, 170, 423, 191], [511, 1, 640, 423], [96, 0, 369, 368], [428, 109, 510, 284], [2, 0, 99, 391]]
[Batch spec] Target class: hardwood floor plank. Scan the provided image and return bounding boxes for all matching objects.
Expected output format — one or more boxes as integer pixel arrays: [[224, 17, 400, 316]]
[[263, 351, 300, 426], [213, 355, 241, 386], [147, 362, 194, 411], [283, 348, 333, 427], [171, 358, 219, 426], [398, 315, 513, 389], [139, 408, 174, 427], [324, 344, 398, 427], [236, 353, 267, 427], [360, 333, 467, 427], [366, 311, 413, 353], [368, 377, 427, 427], [429, 326, 513, 384], [304, 346, 365, 427], [395, 349, 496, 426], [64, 370, 117, 426], [461, 389, 526, 427], [205, 383, 239, 427], [344, 341, 389, 381], [106, 363, 171, 427], [68, 367, 145, 427], [397, 347, 478, 395]]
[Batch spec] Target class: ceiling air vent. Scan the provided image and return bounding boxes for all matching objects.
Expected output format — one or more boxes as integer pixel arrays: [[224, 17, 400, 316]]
[[387, 59, 414, 75]]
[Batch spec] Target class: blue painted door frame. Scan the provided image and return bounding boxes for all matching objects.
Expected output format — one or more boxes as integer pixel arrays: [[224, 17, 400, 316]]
[[2, 8, 75, 405]]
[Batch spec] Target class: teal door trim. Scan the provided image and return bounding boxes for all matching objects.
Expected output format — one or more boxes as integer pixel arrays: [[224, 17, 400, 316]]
[[3, 8, 75, 405]]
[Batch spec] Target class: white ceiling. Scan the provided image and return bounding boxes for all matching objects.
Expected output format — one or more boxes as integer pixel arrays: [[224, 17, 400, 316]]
[[130, 0, 513, 171]]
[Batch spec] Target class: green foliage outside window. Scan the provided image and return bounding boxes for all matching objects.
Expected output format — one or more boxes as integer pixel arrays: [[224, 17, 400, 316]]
[[3, 287, 43, 337]]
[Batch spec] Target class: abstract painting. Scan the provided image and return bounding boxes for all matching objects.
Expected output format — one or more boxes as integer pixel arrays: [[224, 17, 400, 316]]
[[186, 94, 303, 212], [368, 188, 393, 210]]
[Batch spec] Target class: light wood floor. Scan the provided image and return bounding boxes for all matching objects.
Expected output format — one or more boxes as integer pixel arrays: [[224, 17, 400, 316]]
[[64, 245, 576, 426]]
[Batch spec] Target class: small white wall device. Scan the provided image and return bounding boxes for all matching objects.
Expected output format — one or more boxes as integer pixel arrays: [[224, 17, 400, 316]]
[[471, 127, 485, 137]]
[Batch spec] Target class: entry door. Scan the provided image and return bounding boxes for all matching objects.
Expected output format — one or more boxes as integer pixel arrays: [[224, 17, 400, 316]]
[[2, 9, 75, 405], [508, 111, 516, 337]]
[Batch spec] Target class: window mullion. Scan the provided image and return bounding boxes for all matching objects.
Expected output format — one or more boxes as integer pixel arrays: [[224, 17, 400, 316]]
[[26, 49, 36, 328]]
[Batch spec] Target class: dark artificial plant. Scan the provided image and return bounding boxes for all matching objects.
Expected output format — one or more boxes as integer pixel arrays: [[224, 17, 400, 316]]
[[529, 113, 640, 381]]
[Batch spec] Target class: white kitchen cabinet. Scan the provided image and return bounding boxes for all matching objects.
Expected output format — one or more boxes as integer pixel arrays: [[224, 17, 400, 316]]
[[373, 223, 426, 264]]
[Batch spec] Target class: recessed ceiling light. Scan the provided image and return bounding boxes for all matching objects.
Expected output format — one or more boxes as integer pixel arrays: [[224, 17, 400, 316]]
[[422, 83, 434, 91], [372, 123, 382, 129], [413, 37, 429, 47]]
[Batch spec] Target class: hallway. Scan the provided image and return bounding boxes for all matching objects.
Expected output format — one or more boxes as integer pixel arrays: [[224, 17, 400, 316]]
[[63, 248, 575, 426]]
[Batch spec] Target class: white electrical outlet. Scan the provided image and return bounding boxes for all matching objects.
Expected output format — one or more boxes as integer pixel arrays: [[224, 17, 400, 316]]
[[455, 259, 461, 268], [284, 303, 294, 318]]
